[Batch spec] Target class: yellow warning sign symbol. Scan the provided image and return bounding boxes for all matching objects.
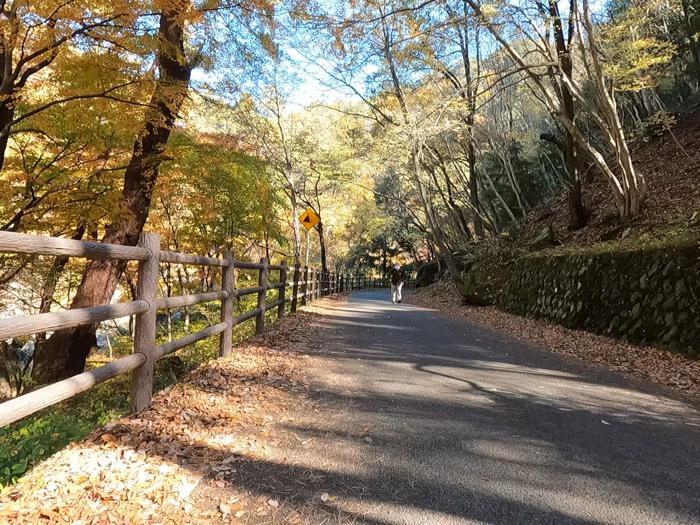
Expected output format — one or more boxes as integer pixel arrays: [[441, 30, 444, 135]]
[[298, 208, 320, 231]]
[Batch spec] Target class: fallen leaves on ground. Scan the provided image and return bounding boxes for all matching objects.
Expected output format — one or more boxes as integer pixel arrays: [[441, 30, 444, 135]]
[[406, 281, 700, 399], [0, 299, 339, 525]]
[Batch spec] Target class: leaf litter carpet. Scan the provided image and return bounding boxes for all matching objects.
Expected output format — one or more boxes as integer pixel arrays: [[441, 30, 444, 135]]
[[3, 290, 697, 525], [0, 299, 346, 525]]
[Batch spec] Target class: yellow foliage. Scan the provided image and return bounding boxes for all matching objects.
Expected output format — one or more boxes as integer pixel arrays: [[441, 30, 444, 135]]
[[600, 1, 677, 91]]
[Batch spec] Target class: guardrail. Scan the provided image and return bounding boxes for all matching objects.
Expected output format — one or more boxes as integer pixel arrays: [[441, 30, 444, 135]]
[[0, 231, 404, 428]]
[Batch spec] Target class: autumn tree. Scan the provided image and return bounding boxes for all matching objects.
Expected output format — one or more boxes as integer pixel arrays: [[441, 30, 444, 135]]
[[464, 0, 647, 220], [0, 1, 145, 171], [33, 0, 193, 382]]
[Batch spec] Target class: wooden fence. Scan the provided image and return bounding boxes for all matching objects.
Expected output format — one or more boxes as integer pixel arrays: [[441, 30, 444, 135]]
[[0, 231, 408, 428]]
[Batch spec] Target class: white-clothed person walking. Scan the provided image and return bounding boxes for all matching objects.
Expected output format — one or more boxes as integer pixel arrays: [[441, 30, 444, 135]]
[[390, 264, 405, 303]]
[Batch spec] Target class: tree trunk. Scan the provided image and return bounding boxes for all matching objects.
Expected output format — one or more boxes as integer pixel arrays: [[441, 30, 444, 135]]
[[682, 0, 700, 85], [460, 1, 484, 237], [32, 1, 192, 383], [287, 173, 302, 266], [34, 225, 87, 360], [550, 0, 587, 229], [317, 220, 328, 274], [38, 225, 86, 316], [565, 134, 587, 229], [0, 100, 14, 171]]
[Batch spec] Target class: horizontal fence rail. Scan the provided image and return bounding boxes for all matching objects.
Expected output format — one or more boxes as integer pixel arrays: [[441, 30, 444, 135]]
[[0, 230, 150, 260], [0, 301, 150, 340], [0, 230, 410, 428]]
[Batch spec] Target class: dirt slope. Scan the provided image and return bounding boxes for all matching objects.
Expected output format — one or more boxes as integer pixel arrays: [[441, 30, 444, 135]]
[[519, 110, 700, 248]]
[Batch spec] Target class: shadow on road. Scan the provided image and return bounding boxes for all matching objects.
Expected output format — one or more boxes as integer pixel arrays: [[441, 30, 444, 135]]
[[127, 290, 700, 524]]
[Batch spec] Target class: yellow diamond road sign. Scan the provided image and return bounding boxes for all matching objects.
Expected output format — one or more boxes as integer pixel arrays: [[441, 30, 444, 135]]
[[299, 208, 320, 231]]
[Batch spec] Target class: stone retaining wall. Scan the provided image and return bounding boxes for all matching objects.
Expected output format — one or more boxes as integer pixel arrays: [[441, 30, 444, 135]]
[[462, 238, 700, 357]]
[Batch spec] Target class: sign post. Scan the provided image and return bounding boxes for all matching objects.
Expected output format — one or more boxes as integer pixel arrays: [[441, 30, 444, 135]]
[[299, 208, 320, 267]]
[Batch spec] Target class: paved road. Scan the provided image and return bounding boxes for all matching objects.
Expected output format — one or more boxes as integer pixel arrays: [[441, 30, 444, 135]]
[[238, 290, 700, 524]]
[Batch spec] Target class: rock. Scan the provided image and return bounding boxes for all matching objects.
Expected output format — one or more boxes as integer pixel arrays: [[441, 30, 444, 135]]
[[528, 225, 558, 251], [599, 226, 623, 241], [416, 261, 440, 287], [631, 303, 641, 319]]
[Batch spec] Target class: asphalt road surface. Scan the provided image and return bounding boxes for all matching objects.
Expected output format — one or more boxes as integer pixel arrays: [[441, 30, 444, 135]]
[[237, 290, 700, 525]]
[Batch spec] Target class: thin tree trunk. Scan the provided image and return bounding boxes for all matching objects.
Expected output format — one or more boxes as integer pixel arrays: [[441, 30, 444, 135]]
[[288, 173, 302, 265], [317, 220, 328, 274], [550, 0, 587, 229], [482, 169, 518, 224], [460, 0, 484, 237]]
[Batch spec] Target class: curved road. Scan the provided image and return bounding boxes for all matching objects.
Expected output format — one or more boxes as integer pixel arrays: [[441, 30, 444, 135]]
[[238, 290, 700, 524]]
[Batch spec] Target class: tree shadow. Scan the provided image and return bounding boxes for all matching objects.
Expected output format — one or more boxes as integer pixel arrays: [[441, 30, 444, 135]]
[[69, 289, 699, 524], [107, 350, 700, 525]]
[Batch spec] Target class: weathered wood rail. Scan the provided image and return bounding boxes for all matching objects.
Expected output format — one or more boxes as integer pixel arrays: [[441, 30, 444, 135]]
[[0, 231, 404, 428]]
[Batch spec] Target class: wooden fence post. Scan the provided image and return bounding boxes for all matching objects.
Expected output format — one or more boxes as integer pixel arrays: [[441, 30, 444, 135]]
[[314, 269, 320, 300], [278, 261, 287, 319], [301, 265, 308, 306], [310, 268, 315, 301], [291, 263, 300, 312], [131, 232, 160, 413], [308, 266, 312, 302], [255, 257, 268, 335], [220, 251, 234, 357]]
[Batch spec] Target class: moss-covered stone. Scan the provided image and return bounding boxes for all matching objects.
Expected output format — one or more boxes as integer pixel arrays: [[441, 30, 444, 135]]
[[462, 236, 699, 357], [461, 254, 516, 306]]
